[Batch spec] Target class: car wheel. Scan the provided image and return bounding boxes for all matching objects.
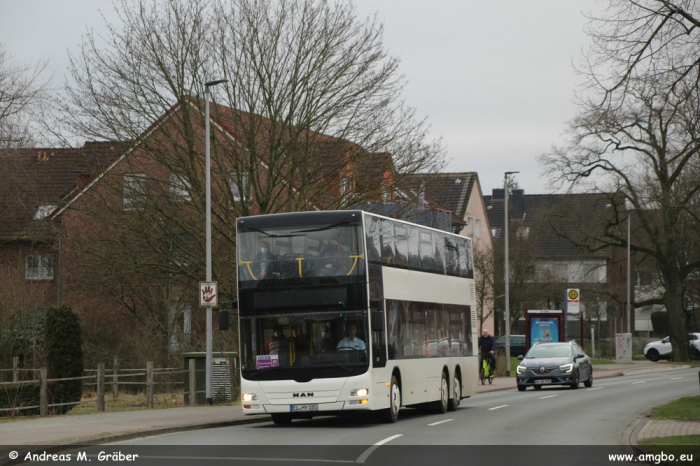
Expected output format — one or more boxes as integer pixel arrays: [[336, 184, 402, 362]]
[[379, 375, 401, 423], [533, 384, 542, 391], [584, 371, 593, 388], [570, 369, 580, 389], [517, 384, 526, 392], [271, 414, 292, 425], [448, 376, 461, 411], [646, 349, 660, 362]]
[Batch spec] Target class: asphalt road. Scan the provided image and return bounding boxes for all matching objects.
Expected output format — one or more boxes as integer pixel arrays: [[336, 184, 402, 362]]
[[73, 368, 698, 465]]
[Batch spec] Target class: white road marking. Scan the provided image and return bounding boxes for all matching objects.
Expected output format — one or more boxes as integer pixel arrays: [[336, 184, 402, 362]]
[[632, 381, 647, 384], [428, 418, 455, 426], [587, 387, 604, 391], [670, 377, 684, 380], [539, 395, 557, 399], [488, 405, 509, 411], [356, 434, 403, 464]]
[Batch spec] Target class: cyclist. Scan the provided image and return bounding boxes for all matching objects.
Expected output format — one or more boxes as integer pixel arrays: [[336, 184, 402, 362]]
[[478, 329, 496, 376]]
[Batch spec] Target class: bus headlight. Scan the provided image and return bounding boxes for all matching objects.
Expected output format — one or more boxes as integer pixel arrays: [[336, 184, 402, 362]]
[[516, 365, 526, 375], [559, 364, 573, 373], [242, 393, 258, 402], [351, 388, 369, 397]]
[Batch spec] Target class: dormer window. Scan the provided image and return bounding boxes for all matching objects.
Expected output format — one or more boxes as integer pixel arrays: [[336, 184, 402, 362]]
[[33, 204, 57, 220]]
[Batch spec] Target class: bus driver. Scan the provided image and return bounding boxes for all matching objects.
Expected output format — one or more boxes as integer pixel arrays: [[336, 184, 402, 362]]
[[336, 323, 366, 351]]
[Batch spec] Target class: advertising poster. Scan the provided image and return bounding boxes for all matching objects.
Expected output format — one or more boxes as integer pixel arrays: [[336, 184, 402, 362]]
[[530, 317, 559, 345]]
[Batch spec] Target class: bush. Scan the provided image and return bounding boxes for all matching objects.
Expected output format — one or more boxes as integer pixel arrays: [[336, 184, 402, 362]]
[[0, 382, 41, 416], [45, 306, 84, 414]]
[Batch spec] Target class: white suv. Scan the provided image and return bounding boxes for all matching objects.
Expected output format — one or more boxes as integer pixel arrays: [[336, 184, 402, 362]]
[[643, 333, 700, 361]]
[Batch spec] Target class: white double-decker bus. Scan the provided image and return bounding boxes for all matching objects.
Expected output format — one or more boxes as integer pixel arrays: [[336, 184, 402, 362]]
[[236, 210, 478, 424]]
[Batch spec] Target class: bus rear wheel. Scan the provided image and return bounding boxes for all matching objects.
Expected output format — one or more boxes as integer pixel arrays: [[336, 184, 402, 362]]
[[379, 375, 401, 423], [448, 376, 461, 411]]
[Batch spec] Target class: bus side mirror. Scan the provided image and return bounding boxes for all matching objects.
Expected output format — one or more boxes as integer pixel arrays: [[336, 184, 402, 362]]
[[371, 311, 384, 332], [218, 310, 230, 331]]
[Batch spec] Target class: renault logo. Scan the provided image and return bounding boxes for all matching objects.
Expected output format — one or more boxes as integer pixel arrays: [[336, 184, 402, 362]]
[[539, 367, 546, 373]]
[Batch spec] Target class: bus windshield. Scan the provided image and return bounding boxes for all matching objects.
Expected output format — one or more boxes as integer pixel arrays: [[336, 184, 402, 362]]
[[237, 220, 364, 286], [240, 310, 369, 381]]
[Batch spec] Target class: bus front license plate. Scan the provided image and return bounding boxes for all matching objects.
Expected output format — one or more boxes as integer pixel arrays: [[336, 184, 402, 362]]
[[535, 379, 552, 384], [291, 404, 319, 412]]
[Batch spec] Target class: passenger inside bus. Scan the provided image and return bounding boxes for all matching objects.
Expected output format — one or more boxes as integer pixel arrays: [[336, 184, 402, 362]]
[[318, 239, 345, 276], [253, 241, 276, 279]]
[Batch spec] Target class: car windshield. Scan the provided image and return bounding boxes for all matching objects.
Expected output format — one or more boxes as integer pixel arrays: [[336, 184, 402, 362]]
[[526, 344, 573, 359]]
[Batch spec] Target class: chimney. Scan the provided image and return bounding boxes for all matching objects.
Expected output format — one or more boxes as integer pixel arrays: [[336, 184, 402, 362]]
[[511, 189, 525, 220]]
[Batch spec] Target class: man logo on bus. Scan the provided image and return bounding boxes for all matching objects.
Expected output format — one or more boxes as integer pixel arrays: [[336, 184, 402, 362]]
[[293, 393, 314, 397]]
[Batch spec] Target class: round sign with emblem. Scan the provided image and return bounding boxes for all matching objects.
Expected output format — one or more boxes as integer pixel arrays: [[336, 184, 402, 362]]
[[568, 289, 579, 300]]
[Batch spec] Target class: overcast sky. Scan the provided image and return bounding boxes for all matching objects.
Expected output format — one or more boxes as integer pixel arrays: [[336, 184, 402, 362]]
[[0, 0, 602, 194]]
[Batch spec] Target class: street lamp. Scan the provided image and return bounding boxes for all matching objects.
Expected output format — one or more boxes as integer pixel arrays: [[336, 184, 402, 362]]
[[204, 78, 228, 405], [504, 171, 519, 377], [626, 202, 631, 334]]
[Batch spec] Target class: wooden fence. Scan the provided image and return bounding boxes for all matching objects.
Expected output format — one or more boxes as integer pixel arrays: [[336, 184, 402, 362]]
[[0, 357, 237, 417]]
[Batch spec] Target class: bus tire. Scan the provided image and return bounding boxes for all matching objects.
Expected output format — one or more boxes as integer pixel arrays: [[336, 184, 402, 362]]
[[448, 375, 461, 411], [434, 371, 448, 414], [378, 375, 401, 423], [271, 414, 292, 425]]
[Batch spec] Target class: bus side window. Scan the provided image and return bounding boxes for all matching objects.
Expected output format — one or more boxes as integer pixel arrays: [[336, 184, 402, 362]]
[[445, 238, 458, 276], [394, 224, 408, 267], [434, 233, 446, 274], [380, 219, 395, 265], [457, 238, 468, 277], [420, 231, 434, 271], [366, 217, 381, 262], [408, 226, 421, 269]]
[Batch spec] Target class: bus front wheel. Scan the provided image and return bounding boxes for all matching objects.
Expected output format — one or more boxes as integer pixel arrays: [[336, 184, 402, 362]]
[[379, 375, 401, 423]]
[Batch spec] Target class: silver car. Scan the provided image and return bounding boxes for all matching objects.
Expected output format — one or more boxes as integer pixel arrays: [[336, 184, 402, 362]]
[[516, 341, 593, 391]]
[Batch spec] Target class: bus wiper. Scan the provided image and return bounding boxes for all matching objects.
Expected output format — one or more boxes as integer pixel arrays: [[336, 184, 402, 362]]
[[291, 219, 350, 233], [247, 225, 300, 238]]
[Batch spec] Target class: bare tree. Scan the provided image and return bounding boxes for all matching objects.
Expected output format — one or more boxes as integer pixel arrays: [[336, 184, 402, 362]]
[[0, 42, 51, 148], [473, 242, 495, 333], [51, 0, 444, 356], [540, 0, 700, 360]]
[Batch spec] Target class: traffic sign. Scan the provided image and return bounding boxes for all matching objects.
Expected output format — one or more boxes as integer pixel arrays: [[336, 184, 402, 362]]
[[566, 288, 580, 315], [200, 281, 218, 307]]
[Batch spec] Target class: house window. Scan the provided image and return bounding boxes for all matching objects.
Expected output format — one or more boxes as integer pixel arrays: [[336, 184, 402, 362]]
[[341, 177, 352, 198], [475, 218, 482, 239], [169, 173, 191, 201], [230, 172, 249, 206], [26, 255, 53, 280], [124, 174, 146, 210], [467, 217, 474, 237]]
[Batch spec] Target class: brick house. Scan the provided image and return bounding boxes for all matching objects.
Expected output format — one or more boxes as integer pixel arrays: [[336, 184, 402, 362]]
[[0, 98, 405, 350]]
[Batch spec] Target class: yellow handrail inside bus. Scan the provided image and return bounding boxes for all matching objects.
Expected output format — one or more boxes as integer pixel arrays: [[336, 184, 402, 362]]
[[239, 260, 257, 280], [296, 257, 304, 277], [347, 254, 364, 275]]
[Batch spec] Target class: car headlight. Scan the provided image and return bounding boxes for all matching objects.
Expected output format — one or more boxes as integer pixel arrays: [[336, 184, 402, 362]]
[[516, 365, 526, 375], [559, 363, 573, 373], [351, 388, 369, 397], [242, 393, 258, 402]]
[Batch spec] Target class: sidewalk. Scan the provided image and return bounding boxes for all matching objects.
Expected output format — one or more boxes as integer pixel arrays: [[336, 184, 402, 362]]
[[0, 360, 691, 448]]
